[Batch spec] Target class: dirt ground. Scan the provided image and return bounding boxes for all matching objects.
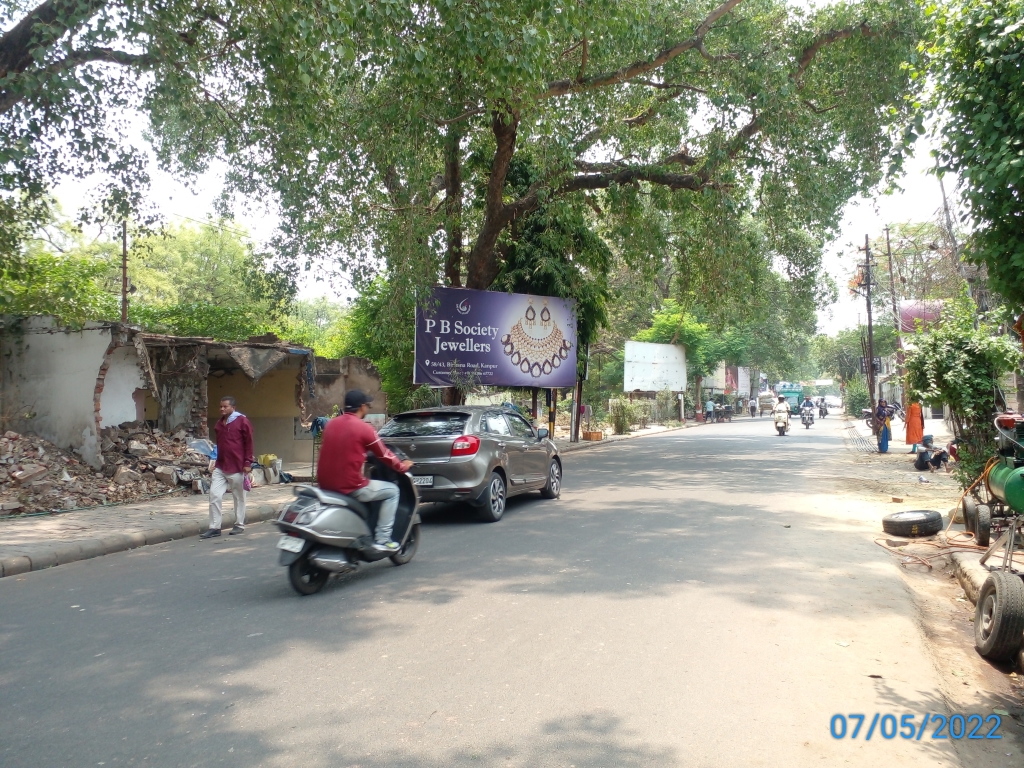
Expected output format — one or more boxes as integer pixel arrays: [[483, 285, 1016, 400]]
[[840, 418, 1024, 761]]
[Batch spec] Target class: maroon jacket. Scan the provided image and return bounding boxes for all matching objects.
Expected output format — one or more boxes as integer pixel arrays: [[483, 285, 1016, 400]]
[[214, 413, 254, 475], [317, 412, 404, 494]]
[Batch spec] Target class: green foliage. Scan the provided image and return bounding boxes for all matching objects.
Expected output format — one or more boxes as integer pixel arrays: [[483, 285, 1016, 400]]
[[608, 398, 638, 435], [903, 296, 1020, 486], [276, 298, 349, 357], [844, 377, 870, 414], [336, 278, 419, 413], [0, 249, 113, 326], [813, 323, 900, 383], [913, 0, 1024, 308]]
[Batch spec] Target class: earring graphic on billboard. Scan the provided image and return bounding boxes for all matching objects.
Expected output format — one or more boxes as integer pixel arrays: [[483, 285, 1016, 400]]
[[500, 298, 572, 378]]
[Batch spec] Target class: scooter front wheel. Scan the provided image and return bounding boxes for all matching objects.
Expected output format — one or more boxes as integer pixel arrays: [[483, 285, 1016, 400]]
[[288, 555, 329, 595], [777, 425, 785, 436]]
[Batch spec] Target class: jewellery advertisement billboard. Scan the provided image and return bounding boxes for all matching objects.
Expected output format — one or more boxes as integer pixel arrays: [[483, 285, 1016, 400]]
[[414, 287, 578, 388]]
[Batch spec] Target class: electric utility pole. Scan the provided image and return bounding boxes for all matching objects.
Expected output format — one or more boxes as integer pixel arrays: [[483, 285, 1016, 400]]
[[884, 227, 905, 408], [858, 235, 878, 431], [121, 221, 129, 323]]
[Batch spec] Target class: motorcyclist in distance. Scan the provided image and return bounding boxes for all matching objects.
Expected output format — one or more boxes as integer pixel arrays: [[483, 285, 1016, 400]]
[[801, 395, 815, 412]]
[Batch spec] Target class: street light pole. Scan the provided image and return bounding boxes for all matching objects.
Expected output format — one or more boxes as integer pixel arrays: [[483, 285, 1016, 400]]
[[884, 226, 905, 408]]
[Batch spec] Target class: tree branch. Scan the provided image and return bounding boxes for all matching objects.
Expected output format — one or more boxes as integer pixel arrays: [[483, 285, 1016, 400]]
[[541, 0, 747, 98], [793, 22, 886, 84], [0, 0, 108, 78]]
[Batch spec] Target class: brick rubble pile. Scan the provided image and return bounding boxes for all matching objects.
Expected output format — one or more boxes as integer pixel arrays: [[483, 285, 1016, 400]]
[[0, 424, 212, 516]]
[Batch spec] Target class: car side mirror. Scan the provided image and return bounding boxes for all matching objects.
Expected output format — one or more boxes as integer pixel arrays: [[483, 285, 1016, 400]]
[[537, 428, 549, 440]]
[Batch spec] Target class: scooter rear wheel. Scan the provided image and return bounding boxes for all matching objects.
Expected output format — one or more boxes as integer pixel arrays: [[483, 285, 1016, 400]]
[[390, 523, 420, 566], [288, 555, 329, 595]]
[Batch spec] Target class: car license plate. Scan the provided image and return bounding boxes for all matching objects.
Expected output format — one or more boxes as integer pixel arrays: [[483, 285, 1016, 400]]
[[277, 535, 304, 553], [412, 475, 434, 487]]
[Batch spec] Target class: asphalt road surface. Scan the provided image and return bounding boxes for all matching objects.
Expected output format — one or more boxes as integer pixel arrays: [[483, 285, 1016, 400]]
[[0, 417, 1005, 767]]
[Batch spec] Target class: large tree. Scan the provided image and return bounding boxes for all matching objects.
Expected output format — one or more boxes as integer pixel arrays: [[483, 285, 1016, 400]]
[[913, 0, 1024, 309], [148, 0, 922, 299]]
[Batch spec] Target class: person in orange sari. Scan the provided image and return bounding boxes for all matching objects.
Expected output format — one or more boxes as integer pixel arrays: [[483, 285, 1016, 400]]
[[905, 401, 925, 448]]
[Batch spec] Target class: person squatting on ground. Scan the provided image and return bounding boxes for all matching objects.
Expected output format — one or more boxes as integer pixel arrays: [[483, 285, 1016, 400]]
[[316, 390, 414, 554], [200, 396, 254, 539]]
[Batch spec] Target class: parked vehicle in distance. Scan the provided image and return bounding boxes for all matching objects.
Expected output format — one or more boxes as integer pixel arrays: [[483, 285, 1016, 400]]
[[378, 406, 561, 522]]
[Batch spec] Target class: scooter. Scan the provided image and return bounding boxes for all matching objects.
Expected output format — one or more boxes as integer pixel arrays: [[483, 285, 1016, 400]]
[[818, 402, 828, 419], [274, 456, 421, 595], [801, 406, 815, 429], [774, 409, 790, 436]]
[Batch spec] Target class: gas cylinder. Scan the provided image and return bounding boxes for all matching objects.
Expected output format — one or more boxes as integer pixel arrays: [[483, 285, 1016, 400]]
[[986, 456, 1024, 512]]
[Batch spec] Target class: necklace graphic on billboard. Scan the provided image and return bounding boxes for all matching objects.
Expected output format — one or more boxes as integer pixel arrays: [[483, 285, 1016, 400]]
[[500, 299, 572, 378]]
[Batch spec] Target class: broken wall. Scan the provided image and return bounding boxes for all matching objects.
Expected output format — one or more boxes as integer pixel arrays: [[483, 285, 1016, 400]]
[[149, 344, 209, 436], [100, 346, 148, 427], [309, 356, 386, 417], [0, 317, 116, 467], [207, 359, 311, 464]]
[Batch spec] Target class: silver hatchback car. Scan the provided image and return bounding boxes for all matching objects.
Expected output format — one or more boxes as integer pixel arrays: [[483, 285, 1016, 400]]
[[378, 406, 561, 522]]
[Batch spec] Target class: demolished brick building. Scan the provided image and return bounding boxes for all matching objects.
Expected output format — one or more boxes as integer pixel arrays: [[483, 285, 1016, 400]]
[[0, 316, 385, 469]]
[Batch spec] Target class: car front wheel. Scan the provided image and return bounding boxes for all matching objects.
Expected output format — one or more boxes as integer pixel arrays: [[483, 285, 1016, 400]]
[[540, 460, 561, 499]]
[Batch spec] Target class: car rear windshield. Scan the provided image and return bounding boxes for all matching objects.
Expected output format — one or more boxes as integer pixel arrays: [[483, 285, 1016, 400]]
[[379, 413, 469, 437]]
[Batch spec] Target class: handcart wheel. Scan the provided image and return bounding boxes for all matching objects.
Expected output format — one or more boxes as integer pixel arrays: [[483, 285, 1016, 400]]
[[974, 571, 1024, 660], [963, 496, 978, 534], [975, 504, 992, 548]]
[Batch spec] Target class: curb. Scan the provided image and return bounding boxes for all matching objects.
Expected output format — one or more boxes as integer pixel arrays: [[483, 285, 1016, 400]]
[[950, 551, 990, 605], [0, 503, 280, 578], [557, 422, 695, 454]]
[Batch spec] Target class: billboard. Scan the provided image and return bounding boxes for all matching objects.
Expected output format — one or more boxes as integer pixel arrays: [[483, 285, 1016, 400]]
[[415, 287, 577, 388], [623, 341, 687, 391]]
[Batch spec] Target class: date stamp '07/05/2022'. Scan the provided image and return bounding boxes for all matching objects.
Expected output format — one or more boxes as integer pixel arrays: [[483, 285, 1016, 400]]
[[830, 713, 1004, 741]]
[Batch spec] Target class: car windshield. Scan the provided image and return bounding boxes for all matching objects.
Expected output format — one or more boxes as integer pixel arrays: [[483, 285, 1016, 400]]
[[379, 413, 469, 437]]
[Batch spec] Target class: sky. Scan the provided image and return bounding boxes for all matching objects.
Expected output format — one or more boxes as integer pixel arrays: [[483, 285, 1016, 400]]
[[55, 130, 951, 337]]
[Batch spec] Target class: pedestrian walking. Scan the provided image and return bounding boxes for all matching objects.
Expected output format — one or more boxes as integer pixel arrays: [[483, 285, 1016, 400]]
[[748, 397, 757, 418], [905, 400, 924, 449], [704, 398, 714, 423], [200, 396, 254, 539]]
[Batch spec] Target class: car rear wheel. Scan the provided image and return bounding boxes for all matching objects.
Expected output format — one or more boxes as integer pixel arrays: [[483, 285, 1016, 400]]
[[540, 460, 561, 499], [477, 472, 507, 522]]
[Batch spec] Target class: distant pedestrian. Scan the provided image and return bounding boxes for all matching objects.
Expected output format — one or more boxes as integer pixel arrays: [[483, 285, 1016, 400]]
[[704, 398, 714, 423], [905, 400, 924, 449], [748, 397, 757, 418], [876, 400, 892, 453], [200, 396, 254, 538]]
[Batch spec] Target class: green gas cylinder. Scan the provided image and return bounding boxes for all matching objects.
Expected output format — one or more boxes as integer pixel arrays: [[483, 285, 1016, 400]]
[[986, 456, 1024, 512]]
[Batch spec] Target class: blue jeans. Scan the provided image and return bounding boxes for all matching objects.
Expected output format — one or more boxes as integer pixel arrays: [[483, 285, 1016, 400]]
[[351, 480, 400, 543]]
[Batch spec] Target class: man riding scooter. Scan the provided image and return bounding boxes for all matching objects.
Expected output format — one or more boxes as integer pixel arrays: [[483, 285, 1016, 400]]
[[316, 390, 413, 553], [773, 395, 791, 436]]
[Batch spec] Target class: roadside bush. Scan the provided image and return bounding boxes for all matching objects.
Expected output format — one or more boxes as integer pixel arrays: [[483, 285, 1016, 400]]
[[634, 399, 652, 429], [655, 389, 677, 423], [609, 398, 637, 434], [844, 378, 870, 415]]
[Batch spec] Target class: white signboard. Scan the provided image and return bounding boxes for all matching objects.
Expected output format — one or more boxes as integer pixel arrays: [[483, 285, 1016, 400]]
[[738, 367, 751, 396], [623, 341, 687, 391]]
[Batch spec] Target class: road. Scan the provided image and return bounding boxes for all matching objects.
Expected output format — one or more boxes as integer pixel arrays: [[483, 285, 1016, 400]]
[[0, 417, 1012, 767]]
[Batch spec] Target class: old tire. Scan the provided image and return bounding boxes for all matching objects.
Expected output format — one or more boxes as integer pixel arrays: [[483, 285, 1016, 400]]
[[390, 523, 420, 565], [540, 460, 561, 499], [477, 472, 507, 523], [288, 556, 329, 596], [962, 495, 978, 531], [974, 571, 1024, 660], [975, 504, 992, 548], [881, 509, 943, 538]]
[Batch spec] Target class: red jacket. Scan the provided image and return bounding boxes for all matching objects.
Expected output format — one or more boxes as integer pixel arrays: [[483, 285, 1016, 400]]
[[214, 413, 254, 475], [317, 413, 404, 494]]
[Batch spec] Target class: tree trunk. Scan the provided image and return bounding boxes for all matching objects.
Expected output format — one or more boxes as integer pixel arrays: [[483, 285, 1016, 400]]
[[443, 129, 463, 288], [465, 109, 519, 290]]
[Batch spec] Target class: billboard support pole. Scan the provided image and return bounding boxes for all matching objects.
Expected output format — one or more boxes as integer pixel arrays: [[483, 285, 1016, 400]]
[[571, 377, 583, 442], [546, 389, 554, 436], [531, 388, 538, 422]]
